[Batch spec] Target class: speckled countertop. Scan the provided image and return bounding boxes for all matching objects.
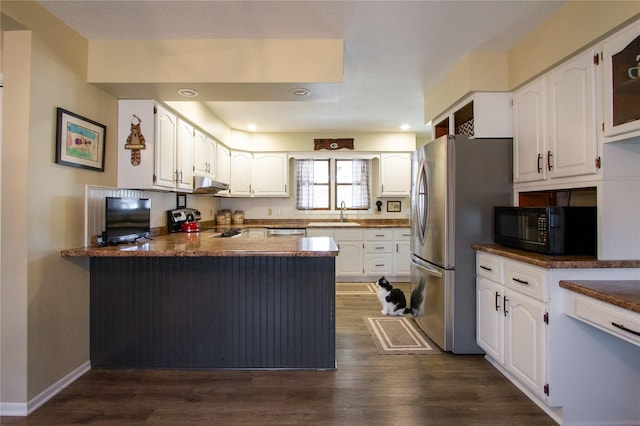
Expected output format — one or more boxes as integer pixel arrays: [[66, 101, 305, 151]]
[[472, 243, 640, 313], [559, 280, 640, 313], [62, 219, 408, 258], [61, 233, 338, 258], [471, 243, 640, 269]]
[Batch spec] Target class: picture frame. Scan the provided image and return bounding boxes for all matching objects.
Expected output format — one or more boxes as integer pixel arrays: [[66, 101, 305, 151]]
[[387, 201, 401, 212], [176, 193, 187, 209], [55, 107, 106, 172]]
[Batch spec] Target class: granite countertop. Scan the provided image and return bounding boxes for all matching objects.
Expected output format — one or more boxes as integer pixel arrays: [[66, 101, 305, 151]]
[[210, 219, 410, 229], [61, 233, 338, 258], [559, 280, 640, 313], [472, 243, 640, 269]]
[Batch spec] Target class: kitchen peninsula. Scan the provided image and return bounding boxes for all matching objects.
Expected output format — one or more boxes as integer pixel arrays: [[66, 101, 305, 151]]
[[62, 234, 339, 370]]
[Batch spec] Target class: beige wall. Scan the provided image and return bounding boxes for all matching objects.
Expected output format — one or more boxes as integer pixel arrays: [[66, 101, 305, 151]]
[[1, 1, 118, 404], [425, 2, 640, 124]]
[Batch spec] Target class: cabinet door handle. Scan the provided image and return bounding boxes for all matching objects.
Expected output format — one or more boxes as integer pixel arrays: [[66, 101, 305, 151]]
[[547, 150, 553, 171], [537, 153, 543, 173], [495, 291, 501, 311], [480, 265, 492, 271], [512, 277, 530, 285], [503, 296, 509, 317], [612, 322, 640, 337]]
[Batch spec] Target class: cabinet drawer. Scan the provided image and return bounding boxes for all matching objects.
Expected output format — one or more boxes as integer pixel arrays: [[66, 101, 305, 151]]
[[504, 261, 548, 302], [364, 229, 392, 241], [365, 254, 393, 275], [476, 252, 503, 283], [564, 291, 640, 347], [333, 229, 364, 241], [306, 229, 333, 238], [392, 228, 411, 240], [364, 242, 393, 254]]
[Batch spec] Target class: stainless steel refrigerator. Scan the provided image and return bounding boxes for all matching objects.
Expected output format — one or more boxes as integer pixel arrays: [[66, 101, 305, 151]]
[[409, 135, 512, 353]]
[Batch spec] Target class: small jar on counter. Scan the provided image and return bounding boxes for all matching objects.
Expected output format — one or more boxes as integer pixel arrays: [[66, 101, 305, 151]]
[[232, 210, 244, 224]]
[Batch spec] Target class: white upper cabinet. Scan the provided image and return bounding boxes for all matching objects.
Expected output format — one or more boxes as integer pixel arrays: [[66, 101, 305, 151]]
[[252, 153, 288, 197], [547, 50, 599, 179], [513, 78, 547, 183], [602, 19, 640, 140], [379, 153, 411, 197], [154, 104, 179, 189], [216, 144, 231, 185], [229, 150, 253, 196], [514, 50, 599, 184], [193, 128, 216, 180], [176, 119, 195, 191]]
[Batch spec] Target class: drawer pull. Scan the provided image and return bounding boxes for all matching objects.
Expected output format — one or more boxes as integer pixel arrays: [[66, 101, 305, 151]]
[[376, 246, 385, 249], [512, 277, 529, 285], [375, 264, 385, 267], [612, 322, 640, 337], [480, 265, 492, 271]]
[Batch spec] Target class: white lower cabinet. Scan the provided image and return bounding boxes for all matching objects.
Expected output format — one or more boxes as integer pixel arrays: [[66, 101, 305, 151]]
[[476, 252, 549, 402], [364, 229, 393, 276], [306, 227, 409, 281], [476, 249, 640, 425], [334, 229, 365, 278], [392, 228, 411, 276]]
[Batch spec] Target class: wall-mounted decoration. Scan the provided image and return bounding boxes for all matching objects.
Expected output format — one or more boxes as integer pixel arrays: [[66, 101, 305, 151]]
[[56, 107, 106, 172], [314, 138, 354, 150], [125, 114, 146, 166], [387, 201, 401, 212], [176, 193, 187, 209]]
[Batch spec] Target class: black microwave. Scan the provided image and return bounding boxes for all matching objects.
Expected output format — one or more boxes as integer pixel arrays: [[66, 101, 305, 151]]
[[494, 206, 597, 256]]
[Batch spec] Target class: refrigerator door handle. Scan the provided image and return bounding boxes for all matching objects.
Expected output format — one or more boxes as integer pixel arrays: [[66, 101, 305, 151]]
[[410, 255, 443, 277]]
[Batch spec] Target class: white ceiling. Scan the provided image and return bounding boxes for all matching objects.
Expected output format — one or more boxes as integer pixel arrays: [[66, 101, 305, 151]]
[[37, 0, 566, 137]]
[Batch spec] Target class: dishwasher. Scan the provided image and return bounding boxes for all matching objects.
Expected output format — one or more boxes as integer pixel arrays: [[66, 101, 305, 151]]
[[266, 229, 306, 237]]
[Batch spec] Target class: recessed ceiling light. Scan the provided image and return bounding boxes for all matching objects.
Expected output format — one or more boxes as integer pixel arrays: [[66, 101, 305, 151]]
[[177, 88, 199, 98], [400, 124, 411, 131], [247, 124, 257, 131], [290, 87, 311, 97]]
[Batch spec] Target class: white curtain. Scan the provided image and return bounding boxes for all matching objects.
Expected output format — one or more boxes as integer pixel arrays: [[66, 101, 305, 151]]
[[295, 159, 315, 209]]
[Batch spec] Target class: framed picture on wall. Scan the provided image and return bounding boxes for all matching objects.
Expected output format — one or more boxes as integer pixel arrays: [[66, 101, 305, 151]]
[[387, 201, 401, 212], [55, 107, 106, 172]]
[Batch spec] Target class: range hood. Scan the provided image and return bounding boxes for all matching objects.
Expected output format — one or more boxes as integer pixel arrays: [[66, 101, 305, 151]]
[[192, 175, 229, 195]]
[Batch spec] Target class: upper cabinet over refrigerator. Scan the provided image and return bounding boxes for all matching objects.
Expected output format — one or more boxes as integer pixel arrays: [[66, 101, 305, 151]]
[[602, 19, 640, 139]]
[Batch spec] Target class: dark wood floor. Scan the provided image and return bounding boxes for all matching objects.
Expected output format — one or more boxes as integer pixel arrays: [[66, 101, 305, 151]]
[[3, 283, 556, 425]]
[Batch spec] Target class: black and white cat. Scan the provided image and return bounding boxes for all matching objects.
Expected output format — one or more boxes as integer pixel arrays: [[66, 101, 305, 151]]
[[375, 276, 411, 316]]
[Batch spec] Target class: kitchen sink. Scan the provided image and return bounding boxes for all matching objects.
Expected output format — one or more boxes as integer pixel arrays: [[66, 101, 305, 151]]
[[307, 222, 361, 227]]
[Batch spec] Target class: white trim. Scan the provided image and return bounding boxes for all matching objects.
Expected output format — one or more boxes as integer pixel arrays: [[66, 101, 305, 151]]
[[0, 361, 91, 417]]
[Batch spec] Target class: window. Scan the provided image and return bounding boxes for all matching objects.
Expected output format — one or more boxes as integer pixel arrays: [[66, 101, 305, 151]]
[[296, 158, 370, 210], [296, 159, 330, 209]]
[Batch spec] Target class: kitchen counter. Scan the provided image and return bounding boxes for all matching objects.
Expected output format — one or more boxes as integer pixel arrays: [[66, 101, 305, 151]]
[[559, 280, 640, 313], [65, 232, 338, 370], [471, 243, 640, 269], [61, 232, 338, 257]]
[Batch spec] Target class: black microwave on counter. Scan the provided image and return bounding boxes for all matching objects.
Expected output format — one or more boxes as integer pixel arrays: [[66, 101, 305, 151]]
[[494, 206, 597, 256]]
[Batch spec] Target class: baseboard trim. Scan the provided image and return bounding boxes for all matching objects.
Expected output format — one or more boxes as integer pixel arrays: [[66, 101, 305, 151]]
[[0, 361, 90, 417]]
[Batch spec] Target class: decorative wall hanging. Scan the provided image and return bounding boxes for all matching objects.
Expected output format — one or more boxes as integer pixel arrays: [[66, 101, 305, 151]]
[[124, 114, 146, 166], [55, 107, 106, 172], [314, 138, 354, 150], [387, 201, 401, 212]]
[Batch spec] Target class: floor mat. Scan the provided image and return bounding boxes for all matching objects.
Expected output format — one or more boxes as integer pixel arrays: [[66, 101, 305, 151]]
[[364, 316, 442, 355], [336, 282, 377, 295]]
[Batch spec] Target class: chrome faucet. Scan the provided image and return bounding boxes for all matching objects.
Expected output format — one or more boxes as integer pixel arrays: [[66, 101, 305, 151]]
[[340, 201, 346, 222]]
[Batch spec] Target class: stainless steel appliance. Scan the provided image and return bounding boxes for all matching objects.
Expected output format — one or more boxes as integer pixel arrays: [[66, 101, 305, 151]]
[[167, 208, 201, 233], [409, 135, 512, 353], [494, 206, 596, 255]]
